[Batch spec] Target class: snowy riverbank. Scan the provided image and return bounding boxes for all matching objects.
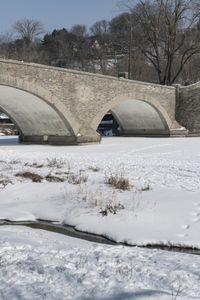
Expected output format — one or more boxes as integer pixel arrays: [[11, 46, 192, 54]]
[[1, 136, 200, 299], [1, 136, 200, 248]]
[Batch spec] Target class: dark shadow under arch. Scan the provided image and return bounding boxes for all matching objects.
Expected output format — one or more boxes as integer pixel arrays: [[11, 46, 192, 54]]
[[97, 111, 120, 136]]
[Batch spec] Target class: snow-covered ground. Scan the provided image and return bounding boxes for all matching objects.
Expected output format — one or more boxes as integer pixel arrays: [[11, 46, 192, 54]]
[[0, 136, 200, 247], [1, 136, 200, 299], [0, 225, 199, 300]]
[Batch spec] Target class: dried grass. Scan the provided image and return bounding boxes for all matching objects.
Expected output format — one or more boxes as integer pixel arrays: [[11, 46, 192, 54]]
[[67, 171, 88, 185], [15, 171, 43, 182], [45, 175, 64, 182], [0, 178, 12, 188], [105, 174, 130, 190]]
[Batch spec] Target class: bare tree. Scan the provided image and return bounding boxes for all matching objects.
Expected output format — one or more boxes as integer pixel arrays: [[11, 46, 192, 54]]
[[13, 19, 44, 45], [70, 25, 90, 70], [71, 24, 87, 37], [0, 31, 13, 59], [122, 0, 200, 85], [90, 20, 112, 74]]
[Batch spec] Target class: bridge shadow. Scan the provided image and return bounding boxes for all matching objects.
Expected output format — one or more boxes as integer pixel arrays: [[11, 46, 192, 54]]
[[0, 136, 19, 146]]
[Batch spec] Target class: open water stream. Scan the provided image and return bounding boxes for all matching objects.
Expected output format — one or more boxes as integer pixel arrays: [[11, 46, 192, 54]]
[[0, 219, 200, 256]]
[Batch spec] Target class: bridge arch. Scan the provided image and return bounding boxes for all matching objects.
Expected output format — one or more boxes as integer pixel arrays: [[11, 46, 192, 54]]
[[0, 62, 81, 137], [0, 85, 77, 144], [92, 94, 172, 136]]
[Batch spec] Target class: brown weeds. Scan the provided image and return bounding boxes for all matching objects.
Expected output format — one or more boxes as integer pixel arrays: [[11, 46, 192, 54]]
[[15, 171, 43, 182], [105, 174, 130, 190], [45, 175, 64, 182]]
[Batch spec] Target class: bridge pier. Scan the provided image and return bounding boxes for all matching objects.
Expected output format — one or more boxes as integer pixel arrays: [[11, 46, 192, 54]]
[[19, 132, 101, 145], [119, 129, 170, 137], [76, 134, 101, 145], [19, 135, 78, 145]]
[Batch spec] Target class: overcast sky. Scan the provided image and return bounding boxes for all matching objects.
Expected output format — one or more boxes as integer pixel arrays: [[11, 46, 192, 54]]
[[0, 0, 131, 35]]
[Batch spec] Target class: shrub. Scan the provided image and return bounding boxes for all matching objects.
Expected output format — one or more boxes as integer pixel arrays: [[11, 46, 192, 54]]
[[24, 162, 44, 168], [88, 166, 100, 172], [15, 171, 43, 182], [46, 158, 64, 169], [0, 178, 12, 188], [45, 175, 64, 182], [67, 170, 88, 184], [105, 173, 130, 190], [140, 184, 151, 191], [80, 185, 125, 216], [100, 203, 124, 216]]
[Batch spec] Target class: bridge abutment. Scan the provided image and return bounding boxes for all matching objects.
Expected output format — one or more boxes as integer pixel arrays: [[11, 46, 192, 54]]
[[176, 82, 200, 136]]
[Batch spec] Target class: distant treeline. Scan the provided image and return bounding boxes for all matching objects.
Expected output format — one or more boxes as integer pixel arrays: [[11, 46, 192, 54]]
[[1, 0, 200, 85]]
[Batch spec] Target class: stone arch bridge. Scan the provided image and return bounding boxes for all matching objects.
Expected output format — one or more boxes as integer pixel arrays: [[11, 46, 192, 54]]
[[0, 59, 187, 145]]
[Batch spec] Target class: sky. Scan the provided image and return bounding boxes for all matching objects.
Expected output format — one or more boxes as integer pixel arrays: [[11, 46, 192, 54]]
[[0, 0, 133, 35]]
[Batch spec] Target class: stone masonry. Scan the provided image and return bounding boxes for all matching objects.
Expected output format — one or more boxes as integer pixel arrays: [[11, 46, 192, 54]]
[[176, 82, 200, 135], [0, 59, 183, 144]]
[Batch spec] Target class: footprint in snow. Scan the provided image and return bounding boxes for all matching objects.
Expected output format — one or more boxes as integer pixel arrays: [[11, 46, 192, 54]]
[[192, 217, 200, 223], [181, 224, 190, 230], [177, 233, 186, 238], [191, 211, 200, 217]]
